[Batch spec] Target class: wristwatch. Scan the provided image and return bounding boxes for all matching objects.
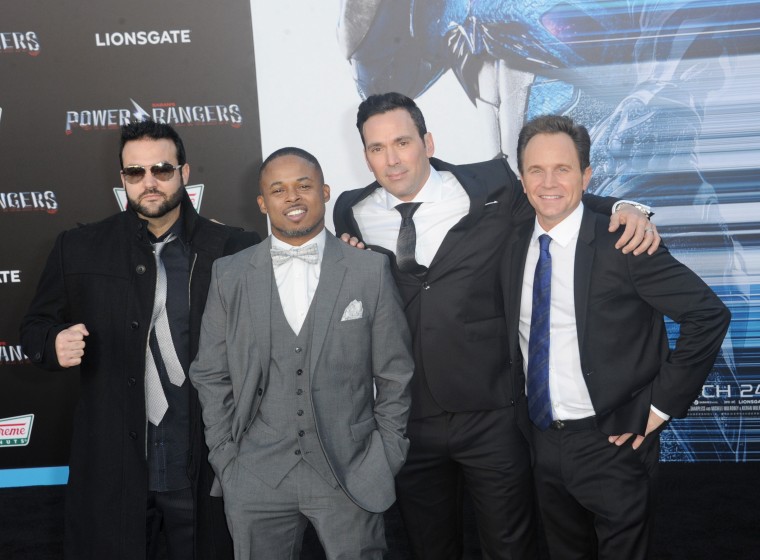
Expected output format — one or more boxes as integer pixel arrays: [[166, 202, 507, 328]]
[[612, 200, 654, 218]]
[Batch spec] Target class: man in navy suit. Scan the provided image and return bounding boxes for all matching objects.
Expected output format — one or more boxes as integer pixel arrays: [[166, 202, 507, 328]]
[[503, 114, 730, 559]]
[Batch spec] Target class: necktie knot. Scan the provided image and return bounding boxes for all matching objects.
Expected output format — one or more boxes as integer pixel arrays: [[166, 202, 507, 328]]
[[539, 234, 552, 253], [271, 243, 320, 266], [395, 202, 423, 223]]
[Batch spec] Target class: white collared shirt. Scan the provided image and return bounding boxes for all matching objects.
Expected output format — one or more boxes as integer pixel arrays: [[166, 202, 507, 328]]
[[518, 204, 595, 420], [270, 229, 326, 335], [352, 165, 470, 267]]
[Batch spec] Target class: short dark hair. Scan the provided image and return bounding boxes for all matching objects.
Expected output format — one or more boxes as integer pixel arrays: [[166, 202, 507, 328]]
[[516, 115, 591, 174], [119, 120, 186, 168], [259, 147, 324, 191], [356, 92, 427, 146]]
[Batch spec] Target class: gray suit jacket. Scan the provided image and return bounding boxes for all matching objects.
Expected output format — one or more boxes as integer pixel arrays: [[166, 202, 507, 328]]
[[189, 232, 414, 513]]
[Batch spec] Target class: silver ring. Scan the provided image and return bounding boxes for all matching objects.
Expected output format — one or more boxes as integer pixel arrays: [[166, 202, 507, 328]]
[[644, 227, 654, 233]]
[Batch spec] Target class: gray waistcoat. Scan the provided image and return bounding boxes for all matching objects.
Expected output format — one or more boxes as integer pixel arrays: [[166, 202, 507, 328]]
[[244, 279, 337, 489]]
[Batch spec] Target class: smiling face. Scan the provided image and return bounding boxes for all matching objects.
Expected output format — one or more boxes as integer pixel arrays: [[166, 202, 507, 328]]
[[257, 154, 330, 245], [361, 108, 434, 201], [121, 138, 189, 226], [520, 132, 592, 231]]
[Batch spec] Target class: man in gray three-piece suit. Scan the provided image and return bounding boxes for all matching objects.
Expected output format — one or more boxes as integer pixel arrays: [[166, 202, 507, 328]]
[[189, 147, 414, 559]]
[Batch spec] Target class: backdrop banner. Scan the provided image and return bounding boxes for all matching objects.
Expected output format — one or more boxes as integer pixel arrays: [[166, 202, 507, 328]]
[[0, 0, 266, 484], [251, 0, 759, 462]]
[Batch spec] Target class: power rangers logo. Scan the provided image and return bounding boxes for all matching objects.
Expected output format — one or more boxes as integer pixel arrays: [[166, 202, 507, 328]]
[[65, 99, 243, 135]]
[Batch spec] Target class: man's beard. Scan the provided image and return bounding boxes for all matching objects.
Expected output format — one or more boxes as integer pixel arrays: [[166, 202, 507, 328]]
[[272, 217, 324, 240], [128, 186, 184, 218]]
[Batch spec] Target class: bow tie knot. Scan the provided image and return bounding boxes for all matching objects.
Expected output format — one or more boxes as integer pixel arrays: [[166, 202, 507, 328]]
[[271, 243, 320, 266]]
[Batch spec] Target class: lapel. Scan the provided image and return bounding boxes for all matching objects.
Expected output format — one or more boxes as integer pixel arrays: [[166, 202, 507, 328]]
[[309, 233, 347, 375], [247, 237, 273, 375], [425, 158, 491, 280], [508, 222, 533, 352], [574, 208, 596, 356]]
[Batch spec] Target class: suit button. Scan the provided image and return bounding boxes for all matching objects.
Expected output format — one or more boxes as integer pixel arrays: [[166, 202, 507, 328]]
[[129, 431, 137, 440], [296, 389, 303, 395], [127, 377, 136, 387], [295, 450, 301, 455], [296, 369, 303, 376], [297, 410, 304, 416], [295, 347, 302, 353], [34, 352, 42, 361], [257, 388, 263, 396], [298, 430, 305, 437], [130, 321, 139, 330], [136, 265, 146, 274], [422, 282, 430, 290]]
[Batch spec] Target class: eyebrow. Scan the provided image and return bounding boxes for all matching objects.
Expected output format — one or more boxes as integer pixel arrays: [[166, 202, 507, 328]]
[[366, 135, 413, 149], [268, 176, 312, 188]]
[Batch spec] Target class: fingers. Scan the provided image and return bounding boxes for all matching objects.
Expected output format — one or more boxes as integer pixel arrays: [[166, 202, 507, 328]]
[[339, 233, 366, 249], [643, 223, 661, 255], [612, 207, 657, 255], [631, 435, 646, 450], [55, 323, 89, 368], [608, 433, 634, 446]]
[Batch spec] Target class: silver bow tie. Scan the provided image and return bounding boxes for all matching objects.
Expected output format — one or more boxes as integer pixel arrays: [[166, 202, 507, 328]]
[[270, 243, 319, 266]]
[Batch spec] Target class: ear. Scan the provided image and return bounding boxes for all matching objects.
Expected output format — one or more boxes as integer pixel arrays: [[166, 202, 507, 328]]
[[322, 183, 331, 204], [424, 132, 435, 158], [582, 166, 593, 192], [257, 194, 267, 215], [181, 163, 190, 184]]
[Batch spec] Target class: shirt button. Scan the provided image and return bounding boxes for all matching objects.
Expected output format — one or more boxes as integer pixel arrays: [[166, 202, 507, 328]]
[[296, 389, 303, 395], [136, 265, 146, 275], [296, 369, 303, 376], [295, 450, 301, 455], [297, 410, 304, 416], [295, 347, 302, 353], [298, 430, 305, 437]]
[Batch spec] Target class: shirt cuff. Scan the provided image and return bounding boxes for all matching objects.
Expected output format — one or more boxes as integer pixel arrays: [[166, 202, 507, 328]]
[[650, 404, 670, 421]]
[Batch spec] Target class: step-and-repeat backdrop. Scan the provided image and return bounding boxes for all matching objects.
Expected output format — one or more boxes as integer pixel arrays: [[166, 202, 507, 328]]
[[0, 0, 266, 485], [1, 1, 759, 487]]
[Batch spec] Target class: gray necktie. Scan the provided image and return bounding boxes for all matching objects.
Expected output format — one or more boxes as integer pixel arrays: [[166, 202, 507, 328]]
[[145, 234, 186, 426], [395, 202, 427, 274]]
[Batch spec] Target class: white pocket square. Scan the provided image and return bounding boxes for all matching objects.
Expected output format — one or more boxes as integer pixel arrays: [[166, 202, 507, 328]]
[[341, 300, 363, 321]]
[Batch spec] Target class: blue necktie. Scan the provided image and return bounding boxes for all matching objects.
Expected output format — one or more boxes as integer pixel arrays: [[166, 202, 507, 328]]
[[528, 234, 553, 430]]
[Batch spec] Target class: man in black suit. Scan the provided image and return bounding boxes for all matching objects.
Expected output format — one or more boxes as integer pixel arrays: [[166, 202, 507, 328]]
[[503, 114, 730, 559], [333, 92, 661, 560]]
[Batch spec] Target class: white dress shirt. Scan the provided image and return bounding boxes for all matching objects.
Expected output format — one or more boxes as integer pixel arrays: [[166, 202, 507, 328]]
[[270, 229, 326, 335], [352, 166, 470, 267], [519, 204, 594, 421]]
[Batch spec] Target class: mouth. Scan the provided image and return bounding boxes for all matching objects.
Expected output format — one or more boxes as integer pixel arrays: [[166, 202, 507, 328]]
[[140, 192, 164, 203], [284, 206, 307, 221], [386, 169, 407, 181], [539, 195, 562, 200]]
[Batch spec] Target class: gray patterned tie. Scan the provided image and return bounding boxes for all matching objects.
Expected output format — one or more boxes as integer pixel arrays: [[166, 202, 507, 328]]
[[145, 234, 186, 426]]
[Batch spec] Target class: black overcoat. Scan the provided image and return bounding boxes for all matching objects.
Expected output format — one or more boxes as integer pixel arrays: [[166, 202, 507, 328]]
[[20, 191, 259, 559]]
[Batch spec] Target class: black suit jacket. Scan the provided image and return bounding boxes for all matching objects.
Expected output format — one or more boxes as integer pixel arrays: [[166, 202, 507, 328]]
[[334, 157, 615, 418], [503, 207, 731, 436]]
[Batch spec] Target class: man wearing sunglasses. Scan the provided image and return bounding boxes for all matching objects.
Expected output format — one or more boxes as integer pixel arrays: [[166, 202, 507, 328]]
[[21, 120, 260, 560]]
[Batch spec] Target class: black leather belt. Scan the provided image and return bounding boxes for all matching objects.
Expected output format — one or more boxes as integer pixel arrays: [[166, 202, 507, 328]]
[[549, 416, 597, 431]]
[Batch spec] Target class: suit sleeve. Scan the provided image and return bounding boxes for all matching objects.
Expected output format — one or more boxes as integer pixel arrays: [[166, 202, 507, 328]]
[[189, 261, 237, 479], [20, 231, 74, 370], [333, 190, 359, 239], [628, 246, 731, 417], [370, 257, 414, 476]]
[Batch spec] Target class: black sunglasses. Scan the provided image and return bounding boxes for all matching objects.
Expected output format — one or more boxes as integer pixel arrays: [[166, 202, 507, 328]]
[[120, 162, 183, 184]]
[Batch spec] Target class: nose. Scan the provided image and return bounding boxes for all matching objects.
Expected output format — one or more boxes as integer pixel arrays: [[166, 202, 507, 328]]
[[142, 168, 159, 188], [285, 186, 301, 202], [385, 146, 400, 166]]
